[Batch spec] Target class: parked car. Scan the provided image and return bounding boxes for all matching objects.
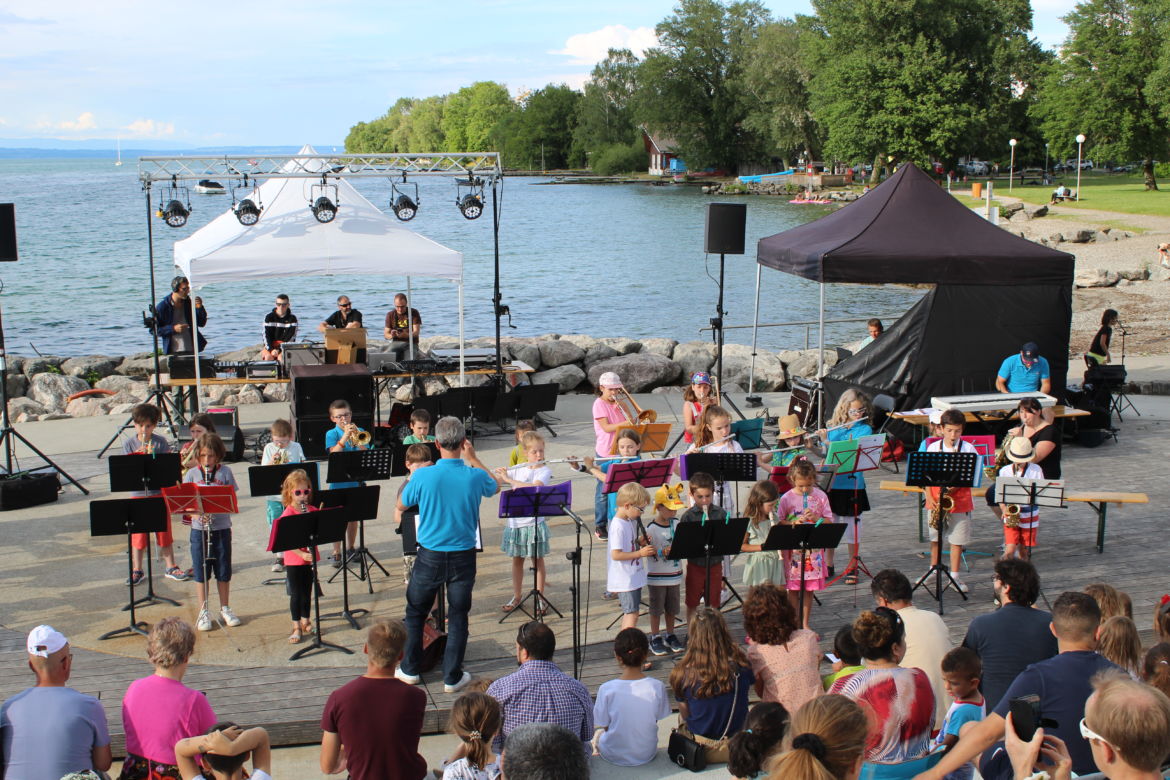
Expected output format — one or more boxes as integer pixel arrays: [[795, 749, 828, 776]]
[[1080, 160, 1094, 170], [962, 160, 990, 175]]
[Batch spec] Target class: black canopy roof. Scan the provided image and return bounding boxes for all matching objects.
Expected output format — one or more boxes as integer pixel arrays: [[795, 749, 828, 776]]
[[756, 163, 1074, 285]]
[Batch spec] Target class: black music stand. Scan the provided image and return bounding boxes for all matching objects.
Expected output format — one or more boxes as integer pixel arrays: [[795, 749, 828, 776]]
[[326, 449, 391, 590], [271, 507, 353, 660], [322, 484, 385, 589], [763, 522, 846, 624], [440, 386, 499, 441], [668, 516, 750, 607], [498, 482, 570, 624], [91, 497, 170, 640], [108, 454, 182, 609], [494, 383, 559, 437], [906, 451, 980, 614], [249, 462, 320, 585], [679, 452, 756, 609]]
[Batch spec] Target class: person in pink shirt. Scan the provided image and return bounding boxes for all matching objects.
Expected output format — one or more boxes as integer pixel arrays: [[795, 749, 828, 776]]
[[743, 583, 823, 714], [119, 618, 216, 780], [591, 372, 631, 540], [777, 460, 833, 629], [266, 469, 320, 644]]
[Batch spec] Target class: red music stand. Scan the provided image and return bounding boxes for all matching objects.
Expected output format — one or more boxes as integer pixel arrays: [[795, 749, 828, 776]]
[[602, 458, 675, 493]]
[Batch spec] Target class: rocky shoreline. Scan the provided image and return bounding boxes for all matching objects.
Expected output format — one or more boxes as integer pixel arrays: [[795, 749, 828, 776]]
[[1, 335, 855, 422]]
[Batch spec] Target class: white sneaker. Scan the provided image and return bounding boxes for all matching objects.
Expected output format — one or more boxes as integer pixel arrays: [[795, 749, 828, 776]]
[[220, 606, 241, 627], [950, 574, 969, 595], [395, 667, 421, 685], [196, 610, 212, 631], [444, 671, 474, 694]]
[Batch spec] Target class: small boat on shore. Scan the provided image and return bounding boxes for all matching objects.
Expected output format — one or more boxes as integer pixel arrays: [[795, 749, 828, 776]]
[[789, 198, 832, 204], [195, 179, 227, 194]]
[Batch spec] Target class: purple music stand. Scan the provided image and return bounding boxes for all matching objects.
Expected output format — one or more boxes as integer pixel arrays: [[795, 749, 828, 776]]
[[498, 481, 572, 624]]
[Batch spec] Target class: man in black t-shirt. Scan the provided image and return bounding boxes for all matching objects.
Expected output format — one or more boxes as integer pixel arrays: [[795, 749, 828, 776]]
[[261, 294, 298, 360], [383, 293, 421, 361], [318, 294, 363, 332]]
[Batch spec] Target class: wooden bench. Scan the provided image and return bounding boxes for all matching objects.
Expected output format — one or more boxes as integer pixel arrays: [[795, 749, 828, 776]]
[[879, 480, 1148, 553]]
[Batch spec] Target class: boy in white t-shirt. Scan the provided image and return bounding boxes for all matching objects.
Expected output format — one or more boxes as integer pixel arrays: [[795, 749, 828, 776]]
[[174, 724, 271, 780], [607, 482, 656, 633], [922, 409, 980, 594]]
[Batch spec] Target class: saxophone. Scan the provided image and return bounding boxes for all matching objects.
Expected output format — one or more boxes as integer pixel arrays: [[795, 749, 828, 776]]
[[988, 432, 1016, 480], [1004, 504, 1022, 528], [929, 488, 954, 530]]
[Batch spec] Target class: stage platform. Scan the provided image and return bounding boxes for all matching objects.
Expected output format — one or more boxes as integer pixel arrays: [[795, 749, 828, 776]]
[[0, 390, 1167, 752]]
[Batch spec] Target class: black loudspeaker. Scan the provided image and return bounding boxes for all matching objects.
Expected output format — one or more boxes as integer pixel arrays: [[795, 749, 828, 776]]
[[294, 414, 375, 459], [704, 202, 746, 255], [0, 473, 59, 510], [0, 204, 15, 262], [289, 364, 374, 418]]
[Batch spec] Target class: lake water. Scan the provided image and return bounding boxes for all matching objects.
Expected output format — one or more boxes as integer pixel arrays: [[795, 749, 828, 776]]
[[0, 158, 921, 357]]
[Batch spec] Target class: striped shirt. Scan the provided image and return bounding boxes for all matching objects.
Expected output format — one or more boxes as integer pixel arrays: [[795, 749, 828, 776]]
[[646, 519, 682, 586]]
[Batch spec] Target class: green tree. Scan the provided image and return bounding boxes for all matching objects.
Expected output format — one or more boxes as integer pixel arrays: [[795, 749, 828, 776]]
[[574, 49, 641, 161], [739, 18, 822, 165], [1032, 0, 1170, 190], [805, 0, 1040, 175], [441, 81, 514, 152], [634, 0, 772, 173], [408, 96, 446, 151], [494, 85, 583, 169]]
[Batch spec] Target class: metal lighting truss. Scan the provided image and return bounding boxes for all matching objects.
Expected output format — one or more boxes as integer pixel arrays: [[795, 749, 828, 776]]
[[137, 152, 502, 184]]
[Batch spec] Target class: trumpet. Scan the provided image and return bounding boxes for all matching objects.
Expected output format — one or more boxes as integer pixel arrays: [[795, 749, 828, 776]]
[[347, 424, 372, 447], [615, 387, 657, 424], [1003, 504, 1021, 528], [929, 488, 954, 530], [139, 436, 154, 456]]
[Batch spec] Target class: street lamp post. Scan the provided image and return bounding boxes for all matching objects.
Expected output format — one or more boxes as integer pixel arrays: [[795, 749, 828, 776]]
[[1009, 139, 1017, 191], [1044, 143, 1049, 181], [1076, 134, 1086, 201]]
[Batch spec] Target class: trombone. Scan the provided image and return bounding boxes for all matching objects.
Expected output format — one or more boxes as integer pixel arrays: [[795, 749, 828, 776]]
[[615, 387, 657, 424]]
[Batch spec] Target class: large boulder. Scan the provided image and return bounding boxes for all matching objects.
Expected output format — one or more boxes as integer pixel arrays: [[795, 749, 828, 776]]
[[61, 355, 122, 380], [718, 344, 788, 392], [559, 334, 601, 351], [118, 355, 161, 379], [419, 335, 459, 351], [785, 349, 844, 380], [583, 343, 620, 367], [673, 342, 716, 378], [422, 377, 449, 396], [599, 337, 642, 355], [22, 356, 65, 377], [587, 353, 681, 392], [236, 385, 264, 405], [504, 341, 542, 370], [5, 373, 28, 400], [28, 373, 90, 411], [1117, 267, 1150, 281], [106, 391, 142, 407], [215, 345, 263, 363], [539, 339, 586, 368], [261, 383, 290, 403], [531, 364, 587, 393], [1075, 268, 1120, 288], [1024, 204, 1049, 219], [65, 396, 113, 417], [639, 338, 678, 358], [95, 375, 150, 399], [8, 397, 47, 422], [449, 373, 493, 387]]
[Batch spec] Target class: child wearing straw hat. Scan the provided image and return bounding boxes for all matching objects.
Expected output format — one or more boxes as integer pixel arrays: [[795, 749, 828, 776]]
[[760, 414, 810, 495], [998, 437, 1043, 561]]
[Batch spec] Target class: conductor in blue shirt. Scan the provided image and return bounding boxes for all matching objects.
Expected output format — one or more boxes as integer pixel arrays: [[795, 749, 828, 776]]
[[395, 416, 501, 694]]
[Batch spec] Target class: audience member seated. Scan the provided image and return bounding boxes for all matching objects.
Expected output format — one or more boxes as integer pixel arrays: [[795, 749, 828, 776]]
[[830, 607, 935, 773], [120, 617, 216, 780], [486, 622, 593, 756], [961, 559, 1058, 711], [1157, 597, 1170, 644], [871, 569, 952, 730], [383, 293, 422, 362], [1097, 616, 1143, 678], [1084, 583, 1133, 621], [727, 701, 789, 780], [767, 695, 869, 780], [669, 607, 754, 764], [921, 591, 1121, 780], [175, 724, 271, 780], [320, 619, 426, 780], [501, 723, 588, 780], [0, 625, 112, 780], [1142, 644, 1170, 699], [823, 624, 865, 692], [1051, 184, 1073, 202], [1004, 670, 1170, 780], [743, 583, 822, 714]]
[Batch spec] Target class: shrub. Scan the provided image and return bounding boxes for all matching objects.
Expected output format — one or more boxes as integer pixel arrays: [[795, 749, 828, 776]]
[[592, 142, 647, 176]]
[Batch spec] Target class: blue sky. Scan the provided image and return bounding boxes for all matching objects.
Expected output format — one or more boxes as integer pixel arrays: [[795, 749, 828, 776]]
[[0, 0, 1076, 147]]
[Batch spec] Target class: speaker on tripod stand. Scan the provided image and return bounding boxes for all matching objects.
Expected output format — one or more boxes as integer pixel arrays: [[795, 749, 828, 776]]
[[704, 203, 748, 418]]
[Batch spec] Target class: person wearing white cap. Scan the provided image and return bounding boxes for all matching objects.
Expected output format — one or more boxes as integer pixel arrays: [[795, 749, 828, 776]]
[[997, 436, 1043, 562], [591, 372, 632, 540], [0, 625, 112, 780]]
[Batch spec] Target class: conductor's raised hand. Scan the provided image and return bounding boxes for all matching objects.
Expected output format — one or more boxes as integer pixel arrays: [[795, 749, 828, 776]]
[[461, 439, 477, 459]]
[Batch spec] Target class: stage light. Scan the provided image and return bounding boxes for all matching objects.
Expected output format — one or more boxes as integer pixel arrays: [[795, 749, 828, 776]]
[[392, 194, 417, 221], [458, 193, 483, 220], [311, 195, 337, 223], [161, 199, 189, 228], [234, 198, 261, 226]]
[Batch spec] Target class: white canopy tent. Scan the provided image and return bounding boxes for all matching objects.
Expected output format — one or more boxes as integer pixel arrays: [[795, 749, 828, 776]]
[[172, 145, 466, 397]]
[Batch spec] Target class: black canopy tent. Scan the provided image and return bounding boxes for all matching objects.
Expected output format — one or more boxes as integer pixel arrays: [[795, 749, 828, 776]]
[[756, 163, 1075, 437]]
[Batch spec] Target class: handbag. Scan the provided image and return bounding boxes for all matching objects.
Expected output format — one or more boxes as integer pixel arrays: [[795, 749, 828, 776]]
[[667, 674, 739, 772]]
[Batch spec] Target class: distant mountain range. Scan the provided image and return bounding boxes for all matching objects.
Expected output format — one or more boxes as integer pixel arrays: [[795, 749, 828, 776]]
[[0, 139, 341, 158]]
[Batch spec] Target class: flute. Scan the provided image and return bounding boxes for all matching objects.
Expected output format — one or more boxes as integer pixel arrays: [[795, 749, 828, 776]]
[[693, 434, 735, 452], [752, 443, 808, 456]]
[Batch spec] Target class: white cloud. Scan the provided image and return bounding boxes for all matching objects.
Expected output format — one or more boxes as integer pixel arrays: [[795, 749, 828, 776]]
[[124, 118, 175, 137], [553, 24, 658, 66], [58, 111, 97, 131]]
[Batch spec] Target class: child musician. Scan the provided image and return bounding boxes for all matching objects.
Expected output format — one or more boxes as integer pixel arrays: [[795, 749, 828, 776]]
[[999, 437, 1043, 561], [494, 431, 554, 615], [577, 428, 642, 601], [608, 483, 656, 634], [325, 399, 369, 565], [760, 414, 810, 494], [261, 418, 305, 573], [677, 472, 727, 623], [592, 371, 632, 540], [682, 371, 715, 446], [179, 413, 217, 473], [688, 404, 745, 514], [740, 480, 782, 589], [816, 390, 875, 584], [922, 409, 978, 595], [777, 460, 832, 629], [645, 485, 685, 655], [122, 403, 187, 583], [267, 469, 318, 644], [395, 443, 434, 586], [402, 408, 436, 445], [184, 433, 240, 631], [508, 419, 537, 467]]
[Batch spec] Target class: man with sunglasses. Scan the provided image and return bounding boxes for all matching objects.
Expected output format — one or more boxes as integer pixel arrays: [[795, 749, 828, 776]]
[[318, 295, 363, 332], [261, 294, 298, 360]]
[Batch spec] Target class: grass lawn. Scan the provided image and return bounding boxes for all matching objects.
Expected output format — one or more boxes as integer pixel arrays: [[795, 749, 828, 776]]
[[996, 171, 1170, 216]]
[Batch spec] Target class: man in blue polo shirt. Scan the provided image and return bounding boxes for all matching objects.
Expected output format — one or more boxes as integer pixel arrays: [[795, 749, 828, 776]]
[[396, 416, 499, 694], [996, 342, 1051, 395]]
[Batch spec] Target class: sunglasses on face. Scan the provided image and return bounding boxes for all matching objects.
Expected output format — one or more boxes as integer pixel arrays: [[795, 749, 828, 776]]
[[339, 303, 352, 308], [293, 489, 311, 496]]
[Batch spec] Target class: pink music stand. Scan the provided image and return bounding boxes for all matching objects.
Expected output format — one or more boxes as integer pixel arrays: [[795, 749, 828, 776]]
[[160, 483, 239, 516], [602, 457, 675, 493]]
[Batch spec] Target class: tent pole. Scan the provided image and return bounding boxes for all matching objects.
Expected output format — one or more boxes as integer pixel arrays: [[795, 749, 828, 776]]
[[818, 280, 825, 429], [491, 181, 502, 381], [746, 262, 762, 406], [406, 276, 414, 364], [458, 276, 465, 385], [192, 286, 202, 416]]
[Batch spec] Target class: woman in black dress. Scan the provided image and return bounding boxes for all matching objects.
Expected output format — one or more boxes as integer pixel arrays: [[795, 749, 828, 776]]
[[1088, 308, 1119, 365], [1009, 397, 1061, 479]]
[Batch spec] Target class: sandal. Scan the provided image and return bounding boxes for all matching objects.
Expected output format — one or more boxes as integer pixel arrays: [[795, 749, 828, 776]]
[[301, 622, 315, 635], [501, 596, 521, 613], [642, 660, 653, 671], [844, 573, 859, 585], [288, 629, 303, 644]]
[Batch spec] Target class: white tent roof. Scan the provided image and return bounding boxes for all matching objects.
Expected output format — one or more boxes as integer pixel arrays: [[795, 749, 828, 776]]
[[173, 145, 462, 284]]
